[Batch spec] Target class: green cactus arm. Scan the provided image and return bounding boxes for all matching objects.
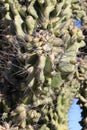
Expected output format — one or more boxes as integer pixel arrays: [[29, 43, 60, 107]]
[[26, 16, 36, 34], [42, 0, 57, 28], [44, 3, 55, 19], [6, 1, 25, 36], [51, 72, 64, 89], [36, 54, 46, 84], [13, 0, 26, 17], [14, 14, 25, 36], [56, 1, 65, 16], [27, 0, 38, 19]]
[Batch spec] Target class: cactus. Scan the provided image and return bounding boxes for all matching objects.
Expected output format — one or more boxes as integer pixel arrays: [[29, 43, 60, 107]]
[[0, 0, 87, 130]]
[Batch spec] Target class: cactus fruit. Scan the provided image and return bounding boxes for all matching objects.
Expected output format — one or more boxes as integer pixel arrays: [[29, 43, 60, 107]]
[[0, 0, 87, 130]]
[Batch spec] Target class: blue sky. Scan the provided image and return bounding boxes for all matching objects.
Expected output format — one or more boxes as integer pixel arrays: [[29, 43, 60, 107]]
[[68, 98, 82, 130], [74, 19, 82, 28]]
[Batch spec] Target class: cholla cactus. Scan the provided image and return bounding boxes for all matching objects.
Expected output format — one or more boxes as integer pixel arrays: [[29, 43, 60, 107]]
[[0, 0, 87, 130], [73, 1, 87, 129]]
